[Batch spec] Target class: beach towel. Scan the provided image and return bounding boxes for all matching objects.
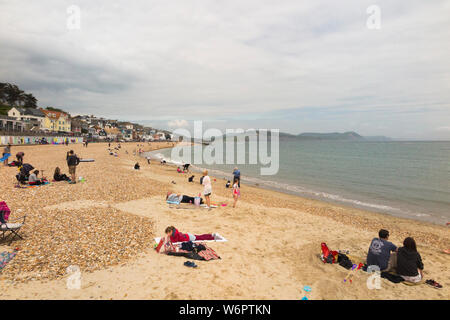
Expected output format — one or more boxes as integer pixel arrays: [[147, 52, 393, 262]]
[[23, 181, 51, 188], [79, 159, 95, 162], [0, 250, 17, 272], [0, 153, 11, 162], [154, 233, 227, 245]]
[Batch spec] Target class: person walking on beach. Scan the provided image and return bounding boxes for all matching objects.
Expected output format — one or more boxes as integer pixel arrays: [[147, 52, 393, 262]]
[[3, 144, 11, 166], [66, 150, 80, 184], [232, 167, 241, 188], [232, 177, 241, 208], [202, 169, 212, 209]]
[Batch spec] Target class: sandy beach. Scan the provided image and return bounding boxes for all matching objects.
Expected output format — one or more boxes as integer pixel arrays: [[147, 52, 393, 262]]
[[0, 142, 448, 300]]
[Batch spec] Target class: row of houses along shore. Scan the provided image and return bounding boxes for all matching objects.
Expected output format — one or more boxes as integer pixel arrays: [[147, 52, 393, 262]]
[[0, 106, 173, 142]]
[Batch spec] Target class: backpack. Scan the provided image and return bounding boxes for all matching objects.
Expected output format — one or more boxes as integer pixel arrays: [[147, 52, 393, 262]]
[[0, 201, 11, 223], [321, 242, 338, 264]]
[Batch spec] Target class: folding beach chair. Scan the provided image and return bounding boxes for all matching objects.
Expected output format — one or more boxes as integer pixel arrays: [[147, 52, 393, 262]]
[[0, 203, 26, 245]]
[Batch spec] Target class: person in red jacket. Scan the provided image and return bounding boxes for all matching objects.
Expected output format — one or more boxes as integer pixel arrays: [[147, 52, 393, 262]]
[[165, 226, 215, 243]]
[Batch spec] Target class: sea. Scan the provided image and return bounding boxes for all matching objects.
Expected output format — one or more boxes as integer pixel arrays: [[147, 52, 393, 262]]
[[146, 140, 450, 225]]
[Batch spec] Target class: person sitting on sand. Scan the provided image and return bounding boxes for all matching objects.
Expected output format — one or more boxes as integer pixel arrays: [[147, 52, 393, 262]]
[[53, 167, 71, 182], [366, 229, 397, 272], [134, 162, 140, 170], [396, 237, 424, 283], [166, 191, 203, 204], [225, 180, 231, 188], [165, 226, 215, 243], [28, 170, 43, 185], [177, 166, 182, 173]]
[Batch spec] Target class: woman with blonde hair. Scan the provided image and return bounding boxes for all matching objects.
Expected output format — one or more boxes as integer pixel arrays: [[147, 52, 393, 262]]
[[202, 169, 212, 209]]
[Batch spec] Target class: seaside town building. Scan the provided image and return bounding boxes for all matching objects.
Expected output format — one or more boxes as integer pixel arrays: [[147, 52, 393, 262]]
[[7, 107, 45, 130], [40, 109, 71, 133]]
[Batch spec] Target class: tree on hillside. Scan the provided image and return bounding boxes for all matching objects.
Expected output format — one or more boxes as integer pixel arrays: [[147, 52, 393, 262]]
[[23, 93, 38, 108], [0, 82, 38, 108]]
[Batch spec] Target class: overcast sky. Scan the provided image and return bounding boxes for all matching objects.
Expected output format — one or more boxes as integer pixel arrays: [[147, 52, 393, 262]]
[[1, 0, 449, 139]]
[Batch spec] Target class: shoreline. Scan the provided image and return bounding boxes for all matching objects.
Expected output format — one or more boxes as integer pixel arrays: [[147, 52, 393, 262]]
[[0, 142, 448, 299], [144, 146, 448, 227]]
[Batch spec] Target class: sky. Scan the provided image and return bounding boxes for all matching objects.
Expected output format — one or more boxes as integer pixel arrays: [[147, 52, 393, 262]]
[[0, 0, 449, 140]]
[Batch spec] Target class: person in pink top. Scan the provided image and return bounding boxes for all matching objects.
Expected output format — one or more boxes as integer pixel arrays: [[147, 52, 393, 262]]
[[232, 177, 240, 208]]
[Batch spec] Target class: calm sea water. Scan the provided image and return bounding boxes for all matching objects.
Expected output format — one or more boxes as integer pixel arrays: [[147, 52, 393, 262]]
[[149, 141, 450, 225]]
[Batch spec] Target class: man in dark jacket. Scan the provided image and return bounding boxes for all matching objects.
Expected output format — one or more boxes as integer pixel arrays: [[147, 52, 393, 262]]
[[66, 150, 80, 184], [366, 229, 397, 271]]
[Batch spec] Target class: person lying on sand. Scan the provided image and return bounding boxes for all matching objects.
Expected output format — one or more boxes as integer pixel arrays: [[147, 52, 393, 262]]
[[165, 226, 215, 243], [166, 191, 203, 204]]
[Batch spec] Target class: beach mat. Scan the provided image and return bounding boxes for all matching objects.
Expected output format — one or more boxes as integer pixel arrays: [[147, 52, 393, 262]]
[[154, 233, 228, 245]]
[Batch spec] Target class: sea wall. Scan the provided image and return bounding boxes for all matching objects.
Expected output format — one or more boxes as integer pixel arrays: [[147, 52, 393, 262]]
[[0, 135, 84, 145]]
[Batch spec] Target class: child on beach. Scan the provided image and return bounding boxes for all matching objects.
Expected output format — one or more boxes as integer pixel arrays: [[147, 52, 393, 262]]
[[232, 177, 240, 208], [66, 150, 80, 184], [202, 170, 212, 209], [165, 226, 215, 243], [28, 170, 43, 185], [53, 167, 71, 182]]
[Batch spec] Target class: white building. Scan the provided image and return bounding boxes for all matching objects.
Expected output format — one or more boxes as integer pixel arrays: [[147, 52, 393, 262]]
[[8, 107, 45, 130]]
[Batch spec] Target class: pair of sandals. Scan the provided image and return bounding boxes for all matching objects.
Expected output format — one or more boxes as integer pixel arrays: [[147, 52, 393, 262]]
[[425, 279, 442, 289], [184, 261, 198, 268]]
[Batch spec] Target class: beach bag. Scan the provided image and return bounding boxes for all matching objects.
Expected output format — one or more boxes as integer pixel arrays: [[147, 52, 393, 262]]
[[0, 201, 11, 223]]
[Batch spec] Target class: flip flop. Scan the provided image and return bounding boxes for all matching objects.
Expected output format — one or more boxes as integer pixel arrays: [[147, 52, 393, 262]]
[[425, 279, 442, 289], [184, 261, 197, 268]]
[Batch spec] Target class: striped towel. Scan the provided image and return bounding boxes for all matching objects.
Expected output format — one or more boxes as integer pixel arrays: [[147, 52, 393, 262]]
[[196, 244, 221, 261]]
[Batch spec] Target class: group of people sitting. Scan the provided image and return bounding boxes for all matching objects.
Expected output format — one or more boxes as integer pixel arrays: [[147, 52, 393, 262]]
[[366, 229, 424, 283]]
